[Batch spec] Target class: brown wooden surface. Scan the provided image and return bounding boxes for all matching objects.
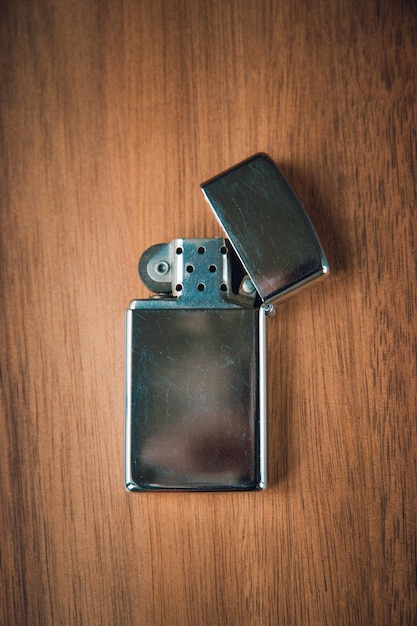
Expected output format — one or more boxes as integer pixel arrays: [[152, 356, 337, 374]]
[[1, 1, 416, 624]]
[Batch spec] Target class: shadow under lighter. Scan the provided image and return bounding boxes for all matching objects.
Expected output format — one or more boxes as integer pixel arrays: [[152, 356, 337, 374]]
[[125, 154, 329, 491]]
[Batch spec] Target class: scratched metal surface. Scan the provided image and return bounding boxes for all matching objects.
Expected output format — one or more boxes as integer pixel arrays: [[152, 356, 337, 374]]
[[126, 306, 263, 490], [201, 154, 328, 303]]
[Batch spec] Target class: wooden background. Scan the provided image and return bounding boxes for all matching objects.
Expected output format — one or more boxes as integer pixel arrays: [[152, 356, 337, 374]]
[[1, 0, 416, 624]]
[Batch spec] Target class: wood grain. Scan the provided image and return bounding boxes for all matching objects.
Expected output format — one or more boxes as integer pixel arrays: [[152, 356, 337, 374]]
[[1, 0, 416, 624]]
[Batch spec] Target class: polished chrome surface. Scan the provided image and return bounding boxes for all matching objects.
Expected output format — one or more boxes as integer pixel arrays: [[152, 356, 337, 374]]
[[126, 153, 329, 492], [125, 304, 266, 491], [201, 153, 329, 305]]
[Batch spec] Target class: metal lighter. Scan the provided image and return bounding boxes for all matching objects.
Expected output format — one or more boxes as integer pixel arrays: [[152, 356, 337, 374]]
[[125, 154, 328, 491]]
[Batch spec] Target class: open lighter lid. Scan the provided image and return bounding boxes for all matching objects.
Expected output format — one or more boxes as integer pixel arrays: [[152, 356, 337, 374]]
[[200, 153, 329, 306]]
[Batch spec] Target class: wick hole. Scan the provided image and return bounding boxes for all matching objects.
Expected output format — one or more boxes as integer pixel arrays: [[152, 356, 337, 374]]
[[209, 265, 216, 273], [220, 246, 227, 254], [176, 247, 183, 255], [220, 283, 227, 291], [197, 283, 205, 291], [175, 284, 183, 292], [198, 246, 205, 254], [186, 265, 194, 273]]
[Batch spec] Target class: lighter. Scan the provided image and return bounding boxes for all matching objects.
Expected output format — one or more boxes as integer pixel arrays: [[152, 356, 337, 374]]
[[125, 154, 328, 491]]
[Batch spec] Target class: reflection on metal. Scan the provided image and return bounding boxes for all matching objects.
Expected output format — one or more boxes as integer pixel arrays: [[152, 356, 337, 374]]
[[126, 303, 265, 490], [125, 154, 328, 491], [201, 153, 329, 304]]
